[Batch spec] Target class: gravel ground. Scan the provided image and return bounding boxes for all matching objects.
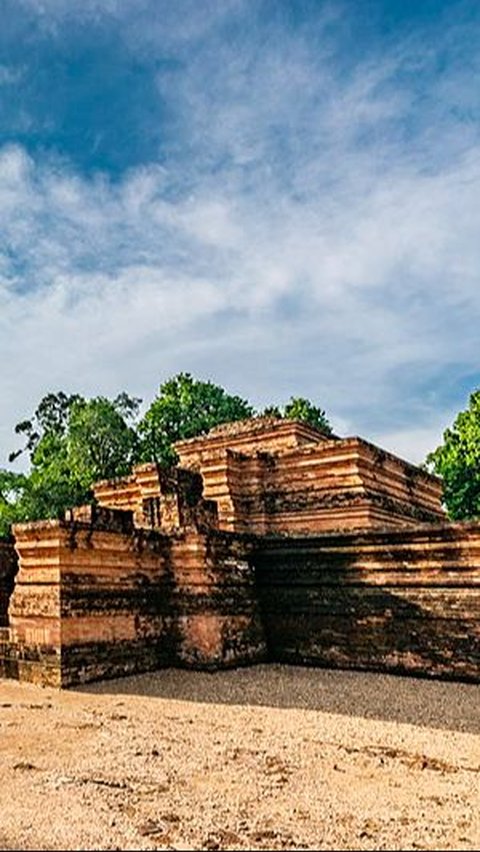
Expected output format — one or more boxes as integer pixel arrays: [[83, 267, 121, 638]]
[[0, 664, 479, 851]]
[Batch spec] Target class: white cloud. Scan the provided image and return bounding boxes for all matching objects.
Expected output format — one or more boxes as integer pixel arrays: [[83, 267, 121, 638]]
[[1, 5, 480, 466], [372, 418, 457, 467], [0, 65, 24, 86]]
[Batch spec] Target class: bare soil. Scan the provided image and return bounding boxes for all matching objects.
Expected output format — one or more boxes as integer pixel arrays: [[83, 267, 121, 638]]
[[0, 664, 479, 851]]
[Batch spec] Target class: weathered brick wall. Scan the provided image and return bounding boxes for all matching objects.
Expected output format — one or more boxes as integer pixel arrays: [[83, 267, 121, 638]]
[[176, 443, 444, 535], [94, 420, 444, 538], [0, 538, 17, 627], [262, 438, 444, 532], [4, 510, 480, 685], [253, 522, 480, 681], [94, 465, 219, 532], [8, 507, 265, 686], [0, 538, 18, 679], [175, 416, 330, 464], [9, 518, 73, 686]]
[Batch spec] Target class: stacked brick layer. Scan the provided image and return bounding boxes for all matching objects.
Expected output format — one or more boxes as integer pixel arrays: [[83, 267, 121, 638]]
[[3, 517, 480, 685], [94, 420, 444, 537], [0, 539, 18, 679], [177, 436, 444, 534], [7, 507, 265, 686], [253, 522, 480, 681], [0, 539, 17, 627], [175, 416, 330, 459]]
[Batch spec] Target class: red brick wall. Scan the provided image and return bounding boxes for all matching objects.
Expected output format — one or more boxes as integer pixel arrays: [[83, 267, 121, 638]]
[[93, 421, 444, 538], [4, 512, 480, 686], [8, 507, 265, 686], [0, 538, 17, 627], [253, 522, 480, 681], [176, 441, 443, 535]]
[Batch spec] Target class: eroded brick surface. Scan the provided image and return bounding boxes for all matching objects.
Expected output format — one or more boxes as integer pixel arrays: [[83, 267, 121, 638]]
[[176, 420, 444, 534], [254, 523, 480, 681], [8, 509, 264, 686], [0, 538, 17, 627]]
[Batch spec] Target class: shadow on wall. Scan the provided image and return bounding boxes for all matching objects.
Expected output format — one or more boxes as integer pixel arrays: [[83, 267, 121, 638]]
[[76, 662, 480, 735], [0, 539, 18, 627], [252, 534, 480, 685]]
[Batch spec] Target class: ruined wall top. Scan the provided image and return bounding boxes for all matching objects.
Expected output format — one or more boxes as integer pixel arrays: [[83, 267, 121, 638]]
[[92, 416, 444, 536], [175, 416, 333, 463]]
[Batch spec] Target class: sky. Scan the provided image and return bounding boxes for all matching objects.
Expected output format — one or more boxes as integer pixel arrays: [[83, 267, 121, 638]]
[[1, 0, 479, 466]]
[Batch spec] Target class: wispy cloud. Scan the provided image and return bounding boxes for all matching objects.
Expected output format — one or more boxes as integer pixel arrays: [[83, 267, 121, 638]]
[[0, 65, 24, 86], [1, 1, 480, 465]]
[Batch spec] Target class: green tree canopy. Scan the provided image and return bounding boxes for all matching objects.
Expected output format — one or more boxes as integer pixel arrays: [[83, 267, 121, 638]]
[[0, 392, 141, 536], [0, 470, 29, 534], [138, 373, 254, 465], [9, 391, 82, 465], [262, 396, 332, 435], [426, 390, 480, 520], [67, 395, 140, 487]]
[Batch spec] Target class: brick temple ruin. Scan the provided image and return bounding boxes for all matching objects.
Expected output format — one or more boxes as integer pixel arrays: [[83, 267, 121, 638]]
[[0, 417, 479, 686]]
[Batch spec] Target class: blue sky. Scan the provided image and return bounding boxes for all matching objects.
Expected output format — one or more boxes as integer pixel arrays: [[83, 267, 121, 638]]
[[1, 0, 480, 465]]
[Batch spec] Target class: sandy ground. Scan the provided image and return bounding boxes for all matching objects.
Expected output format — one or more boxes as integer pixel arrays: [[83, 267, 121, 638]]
[[0, 665, 479, 851]]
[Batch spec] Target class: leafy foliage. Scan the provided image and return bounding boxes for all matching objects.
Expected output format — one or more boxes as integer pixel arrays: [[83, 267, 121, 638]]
[[0, 470, 29, 533], [0, 392, 141, 536], [67, 396, 141, 487], [138, 373, 254, 465], [283, 397, 332, 434], [426, 390, 480, 520], [9, 391, 82, 464], [262, 396, 332, 435]]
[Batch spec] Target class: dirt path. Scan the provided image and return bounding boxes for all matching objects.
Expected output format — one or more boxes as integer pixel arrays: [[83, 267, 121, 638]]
[[1, 665, 479, 850]]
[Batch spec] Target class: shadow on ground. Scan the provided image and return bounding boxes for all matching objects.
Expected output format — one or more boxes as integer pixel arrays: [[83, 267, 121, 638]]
[[77, 663, 480, 735]]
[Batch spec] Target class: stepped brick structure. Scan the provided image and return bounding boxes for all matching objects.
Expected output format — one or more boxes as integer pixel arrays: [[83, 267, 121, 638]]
[[1, 417, 479, 687], [174, 419, 444, 532], [94, 418, 444, 534]]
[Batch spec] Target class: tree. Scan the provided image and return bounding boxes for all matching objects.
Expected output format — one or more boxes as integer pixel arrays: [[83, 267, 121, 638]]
[[67, 395, 141, 487], [138, 373, 254, 465], [8, 391, 83, 465], [262, 397, 332, 435], [283, 397, 332, 434], [0, 470, 29, 536], [426, 390, 480, 520], [0, 391, 141, 535], [1, 392, 87, 535]]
